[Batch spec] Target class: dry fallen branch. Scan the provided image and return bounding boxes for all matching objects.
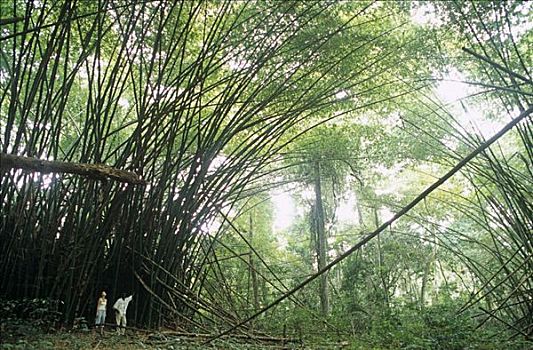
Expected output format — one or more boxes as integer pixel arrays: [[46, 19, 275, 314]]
[[147, 330, 300, 345], [0, 153, 145, 185]]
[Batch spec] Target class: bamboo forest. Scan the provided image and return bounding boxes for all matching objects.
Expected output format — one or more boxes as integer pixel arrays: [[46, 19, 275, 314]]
[[0, 0, 531, 349]]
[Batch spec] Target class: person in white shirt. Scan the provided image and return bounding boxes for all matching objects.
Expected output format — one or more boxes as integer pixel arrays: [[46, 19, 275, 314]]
[[113, 293, 133, 335], [95, 291, 107, 335]]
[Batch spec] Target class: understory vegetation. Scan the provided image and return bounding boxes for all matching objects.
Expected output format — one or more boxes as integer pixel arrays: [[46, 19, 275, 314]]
[[0, 0, 531, 349]]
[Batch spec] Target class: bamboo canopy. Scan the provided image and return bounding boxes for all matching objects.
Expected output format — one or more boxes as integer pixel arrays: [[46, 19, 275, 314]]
[[0, 0, 531, 341]]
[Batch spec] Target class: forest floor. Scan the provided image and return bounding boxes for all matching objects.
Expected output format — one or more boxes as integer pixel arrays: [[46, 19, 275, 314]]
[[4, 317, 529, 350], [0, 327, 308, 350], [3, 324, 531, 350], [0, 315, 352, 349]]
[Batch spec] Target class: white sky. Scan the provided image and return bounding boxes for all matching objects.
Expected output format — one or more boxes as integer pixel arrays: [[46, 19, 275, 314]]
[[410, 3, 443, 27], [271, 189, 296, 232]]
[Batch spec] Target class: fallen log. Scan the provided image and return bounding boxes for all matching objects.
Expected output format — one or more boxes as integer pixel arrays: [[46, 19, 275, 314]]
[[0, 153, 145, 185]]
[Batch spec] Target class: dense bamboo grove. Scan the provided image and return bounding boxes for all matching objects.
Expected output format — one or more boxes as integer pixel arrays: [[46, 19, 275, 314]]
[[0, 0, 419, 329], [0, 0, 531, 344]]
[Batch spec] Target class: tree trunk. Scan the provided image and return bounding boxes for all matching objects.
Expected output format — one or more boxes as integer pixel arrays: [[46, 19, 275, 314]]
[[373, 207, 389, 309], [354, 192, 365, 227], [420, 224, 436, 308], [314, 161, 329, 316], [249, 214, 260, 312]]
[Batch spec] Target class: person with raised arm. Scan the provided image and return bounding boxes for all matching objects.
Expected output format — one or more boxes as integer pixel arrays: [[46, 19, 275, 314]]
[[113, 293, 133, 335]]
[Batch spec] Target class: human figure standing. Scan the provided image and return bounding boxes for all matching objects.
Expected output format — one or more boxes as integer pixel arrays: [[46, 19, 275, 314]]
[[113, 293, 133, 335], [95, 291, 107, 335]]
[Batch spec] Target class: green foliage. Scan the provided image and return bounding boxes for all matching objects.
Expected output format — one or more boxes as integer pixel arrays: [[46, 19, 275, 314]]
[[340, 232, 430, 309], [0, 340, 55, 350], [0, 298, 63, 333], [357, 302, 530, 350]]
